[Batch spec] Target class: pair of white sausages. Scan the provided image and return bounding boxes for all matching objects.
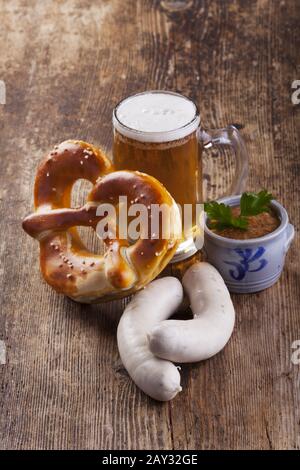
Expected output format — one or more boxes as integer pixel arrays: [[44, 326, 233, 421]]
[[117, 262, 235, 401]]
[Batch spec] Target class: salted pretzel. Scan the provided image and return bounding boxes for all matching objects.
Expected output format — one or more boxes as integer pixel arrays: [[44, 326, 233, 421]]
[[22, 140, 181, 303]]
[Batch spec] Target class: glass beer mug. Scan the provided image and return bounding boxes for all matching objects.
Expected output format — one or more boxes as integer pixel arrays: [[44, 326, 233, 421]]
[[112, 90, 248, 262]]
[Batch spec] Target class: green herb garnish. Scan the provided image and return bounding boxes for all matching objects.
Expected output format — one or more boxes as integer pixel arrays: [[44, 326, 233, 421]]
[[205, 190, 273, 231], [240, 190, 273, 216], [204, 201, 248, 230]]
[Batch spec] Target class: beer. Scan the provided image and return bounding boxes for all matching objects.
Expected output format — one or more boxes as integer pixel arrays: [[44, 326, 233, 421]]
[[113, 130, 201, 209], [112, 90, 249, 262], [113, 91, 202, 253]]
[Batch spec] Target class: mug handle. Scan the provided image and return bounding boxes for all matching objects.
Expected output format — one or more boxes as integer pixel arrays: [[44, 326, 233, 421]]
[[198, 125, 249, 198]]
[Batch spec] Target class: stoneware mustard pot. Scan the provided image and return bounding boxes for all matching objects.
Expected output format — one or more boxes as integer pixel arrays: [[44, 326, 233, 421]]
[[204, 195, 295, 293]]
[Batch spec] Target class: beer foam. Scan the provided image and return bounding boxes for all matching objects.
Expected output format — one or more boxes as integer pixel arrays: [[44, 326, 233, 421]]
[[113, 92, 200, 142]]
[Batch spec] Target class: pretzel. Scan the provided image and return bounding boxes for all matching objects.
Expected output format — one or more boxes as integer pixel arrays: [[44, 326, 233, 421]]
[[22, 140, 181, 303]]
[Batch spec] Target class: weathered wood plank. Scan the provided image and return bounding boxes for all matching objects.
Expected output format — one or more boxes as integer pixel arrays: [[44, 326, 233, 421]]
[[0, 0, 299, 450]]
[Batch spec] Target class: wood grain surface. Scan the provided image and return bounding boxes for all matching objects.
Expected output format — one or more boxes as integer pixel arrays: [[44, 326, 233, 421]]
[[0, 0, 299, 450]]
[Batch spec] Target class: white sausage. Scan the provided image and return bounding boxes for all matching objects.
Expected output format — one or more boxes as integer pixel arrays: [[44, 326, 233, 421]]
[[149, 263, 235, 363], [117, 277, 183, 401]]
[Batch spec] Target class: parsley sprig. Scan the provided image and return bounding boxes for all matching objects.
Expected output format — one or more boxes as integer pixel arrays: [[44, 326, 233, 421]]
[[239, 190, 273, 216], [205, 190, 273, 231]]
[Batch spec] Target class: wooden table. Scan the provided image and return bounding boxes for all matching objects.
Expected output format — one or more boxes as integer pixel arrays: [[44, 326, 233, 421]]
[[0, 0, 299, 450]]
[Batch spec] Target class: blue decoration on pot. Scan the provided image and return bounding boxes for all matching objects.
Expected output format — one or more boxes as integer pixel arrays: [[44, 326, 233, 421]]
[[224, 247, 267, 280]]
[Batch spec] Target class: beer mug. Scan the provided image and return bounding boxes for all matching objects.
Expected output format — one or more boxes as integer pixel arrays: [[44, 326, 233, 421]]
[[112, 90, 248, 262]]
